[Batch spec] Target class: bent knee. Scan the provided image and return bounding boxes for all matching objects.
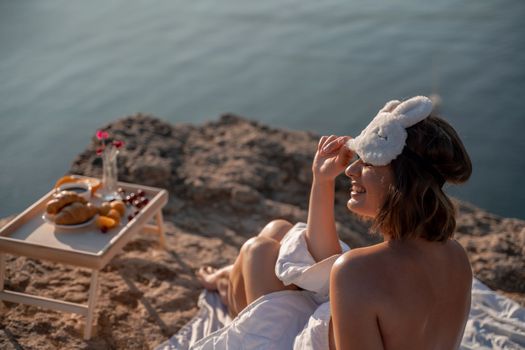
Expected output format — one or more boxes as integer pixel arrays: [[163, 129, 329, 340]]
[[265, 219, 293, 232], [259, 219, 293, 241], [241, 236, 280, 259]]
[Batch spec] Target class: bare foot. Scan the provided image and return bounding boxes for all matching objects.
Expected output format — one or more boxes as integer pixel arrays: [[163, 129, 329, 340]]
[[196, 265, 233, 290], [216, 278, 230, 307], [196, 266, 220, 290], [196, 265, 233, 308]]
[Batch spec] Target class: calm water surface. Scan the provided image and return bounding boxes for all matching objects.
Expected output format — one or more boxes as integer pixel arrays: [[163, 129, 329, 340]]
[[1, 0, 524, 219]]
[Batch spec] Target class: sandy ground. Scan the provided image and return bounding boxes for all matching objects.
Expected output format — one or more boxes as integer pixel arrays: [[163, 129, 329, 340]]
[[0, 217, 239, 350]]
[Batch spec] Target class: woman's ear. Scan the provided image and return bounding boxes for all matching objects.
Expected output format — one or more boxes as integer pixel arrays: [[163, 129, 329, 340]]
[[379, 100, 401, 113], [392, 96, 433, 128]]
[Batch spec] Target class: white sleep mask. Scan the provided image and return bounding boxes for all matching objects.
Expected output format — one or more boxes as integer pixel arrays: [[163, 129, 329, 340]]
[[346, 96, 433, 166]]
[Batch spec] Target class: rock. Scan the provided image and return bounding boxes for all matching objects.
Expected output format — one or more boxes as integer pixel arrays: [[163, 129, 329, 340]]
[[454, 199, 525, 299], [129, 156, 172, 188], [231, 185, 262, 205]]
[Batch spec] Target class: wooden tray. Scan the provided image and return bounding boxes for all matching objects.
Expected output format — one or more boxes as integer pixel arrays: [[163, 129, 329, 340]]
[[0, 178, 168, 270]]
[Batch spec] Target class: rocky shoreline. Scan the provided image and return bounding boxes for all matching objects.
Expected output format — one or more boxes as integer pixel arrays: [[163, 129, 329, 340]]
[[1, 114, 523, 349]]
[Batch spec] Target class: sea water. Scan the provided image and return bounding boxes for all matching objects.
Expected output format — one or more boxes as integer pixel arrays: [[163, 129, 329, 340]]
[[1, 0, 524, 219]]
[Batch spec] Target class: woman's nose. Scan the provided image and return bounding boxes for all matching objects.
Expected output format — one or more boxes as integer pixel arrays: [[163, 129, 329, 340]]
[[345, 160, 361, 178]]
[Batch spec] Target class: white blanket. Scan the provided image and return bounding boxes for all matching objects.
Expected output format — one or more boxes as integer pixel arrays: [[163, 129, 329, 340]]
[[156, 281, 525, 350], [461, 279, 525, 349], [156, 223, 525, 349]]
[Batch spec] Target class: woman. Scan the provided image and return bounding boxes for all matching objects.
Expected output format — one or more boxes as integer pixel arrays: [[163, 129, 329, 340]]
[[197, 96, 472, 349]]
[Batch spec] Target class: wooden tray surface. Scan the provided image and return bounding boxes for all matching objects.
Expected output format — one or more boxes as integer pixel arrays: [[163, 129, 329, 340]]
[[0, 178, 168, 269]]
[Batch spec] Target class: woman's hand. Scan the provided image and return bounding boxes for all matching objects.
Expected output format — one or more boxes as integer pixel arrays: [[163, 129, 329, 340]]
[[306, 135, 352, 261], [312, 135, 354, 182]]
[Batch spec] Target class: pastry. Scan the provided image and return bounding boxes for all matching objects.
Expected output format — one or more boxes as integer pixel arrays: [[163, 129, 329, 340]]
[[98, 202, 112, 216], [110, 200, 126, 216], [46, 190, 87, 214], [54, 202, 97, 225]]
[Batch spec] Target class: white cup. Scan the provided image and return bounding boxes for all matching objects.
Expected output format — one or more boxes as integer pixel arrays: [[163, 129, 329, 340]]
[[57, 181, 92, 200]]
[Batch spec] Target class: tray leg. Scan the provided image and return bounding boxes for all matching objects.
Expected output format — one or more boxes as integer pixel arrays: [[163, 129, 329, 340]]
[[0, 253, 5, 310], [155, 211, 166, 248], [84, 270, 99, 340]]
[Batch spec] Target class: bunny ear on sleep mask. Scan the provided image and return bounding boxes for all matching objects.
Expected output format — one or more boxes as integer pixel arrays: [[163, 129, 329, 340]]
[[346, 96, 433, 166]]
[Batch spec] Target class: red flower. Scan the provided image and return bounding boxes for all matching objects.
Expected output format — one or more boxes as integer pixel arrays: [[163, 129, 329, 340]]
[[95, 130, 124, 156], [96, 130, 109, 140], [112, 140, 125, 149]]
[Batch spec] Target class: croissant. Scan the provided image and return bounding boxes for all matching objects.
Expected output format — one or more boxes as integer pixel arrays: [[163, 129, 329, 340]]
[[55, 202, 97, 225], [46, 191, 87, 214]]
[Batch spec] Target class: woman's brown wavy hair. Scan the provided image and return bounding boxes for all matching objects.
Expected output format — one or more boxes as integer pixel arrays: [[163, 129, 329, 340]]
[[372, 115, 472, 242]]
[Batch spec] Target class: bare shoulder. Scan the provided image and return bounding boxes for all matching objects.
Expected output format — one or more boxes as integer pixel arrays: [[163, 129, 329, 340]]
[[331, 244, 391, 299], [333, 243, 394, 271], [447, 239, 473, 279], [331, 239, 472, 293], [333, 244, 389, 267], [449, 239, 471, 261]]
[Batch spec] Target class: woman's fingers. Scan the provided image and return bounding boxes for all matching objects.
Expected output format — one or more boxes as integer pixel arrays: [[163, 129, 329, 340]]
[[336, 143, 354, 165], [318, 135, 337, 152], [317, 136, 329, 152], [322, 136, 348, 154], [317, 135, 337, 153]]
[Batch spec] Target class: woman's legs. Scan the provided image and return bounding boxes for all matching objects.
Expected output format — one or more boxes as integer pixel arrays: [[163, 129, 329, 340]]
[[256, 219, 294, 243], [196, 220, 292, 289], [197, 219, 296, 317]]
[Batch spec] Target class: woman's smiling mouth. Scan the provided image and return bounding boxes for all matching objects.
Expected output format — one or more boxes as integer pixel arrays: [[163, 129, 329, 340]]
[[351, 183, 366, 195]]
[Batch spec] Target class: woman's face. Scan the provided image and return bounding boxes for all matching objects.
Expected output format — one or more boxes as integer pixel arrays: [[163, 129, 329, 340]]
[[344, 158, 394, 218]]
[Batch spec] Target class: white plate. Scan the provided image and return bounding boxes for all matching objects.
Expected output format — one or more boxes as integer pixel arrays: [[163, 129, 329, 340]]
[[42, 212, 96, 229]]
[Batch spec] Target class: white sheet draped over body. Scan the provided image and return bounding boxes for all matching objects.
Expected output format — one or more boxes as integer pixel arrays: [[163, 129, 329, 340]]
[[157, 223, 525, 350], [191, 222, 347, 349]]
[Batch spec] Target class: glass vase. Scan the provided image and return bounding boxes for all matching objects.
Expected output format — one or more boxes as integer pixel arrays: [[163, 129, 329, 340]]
[[100, 148, 120, 200]]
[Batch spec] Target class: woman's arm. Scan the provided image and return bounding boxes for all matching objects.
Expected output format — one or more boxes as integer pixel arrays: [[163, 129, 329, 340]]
[[330, 250, 385, 350], [306, 135, 352, 261]]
